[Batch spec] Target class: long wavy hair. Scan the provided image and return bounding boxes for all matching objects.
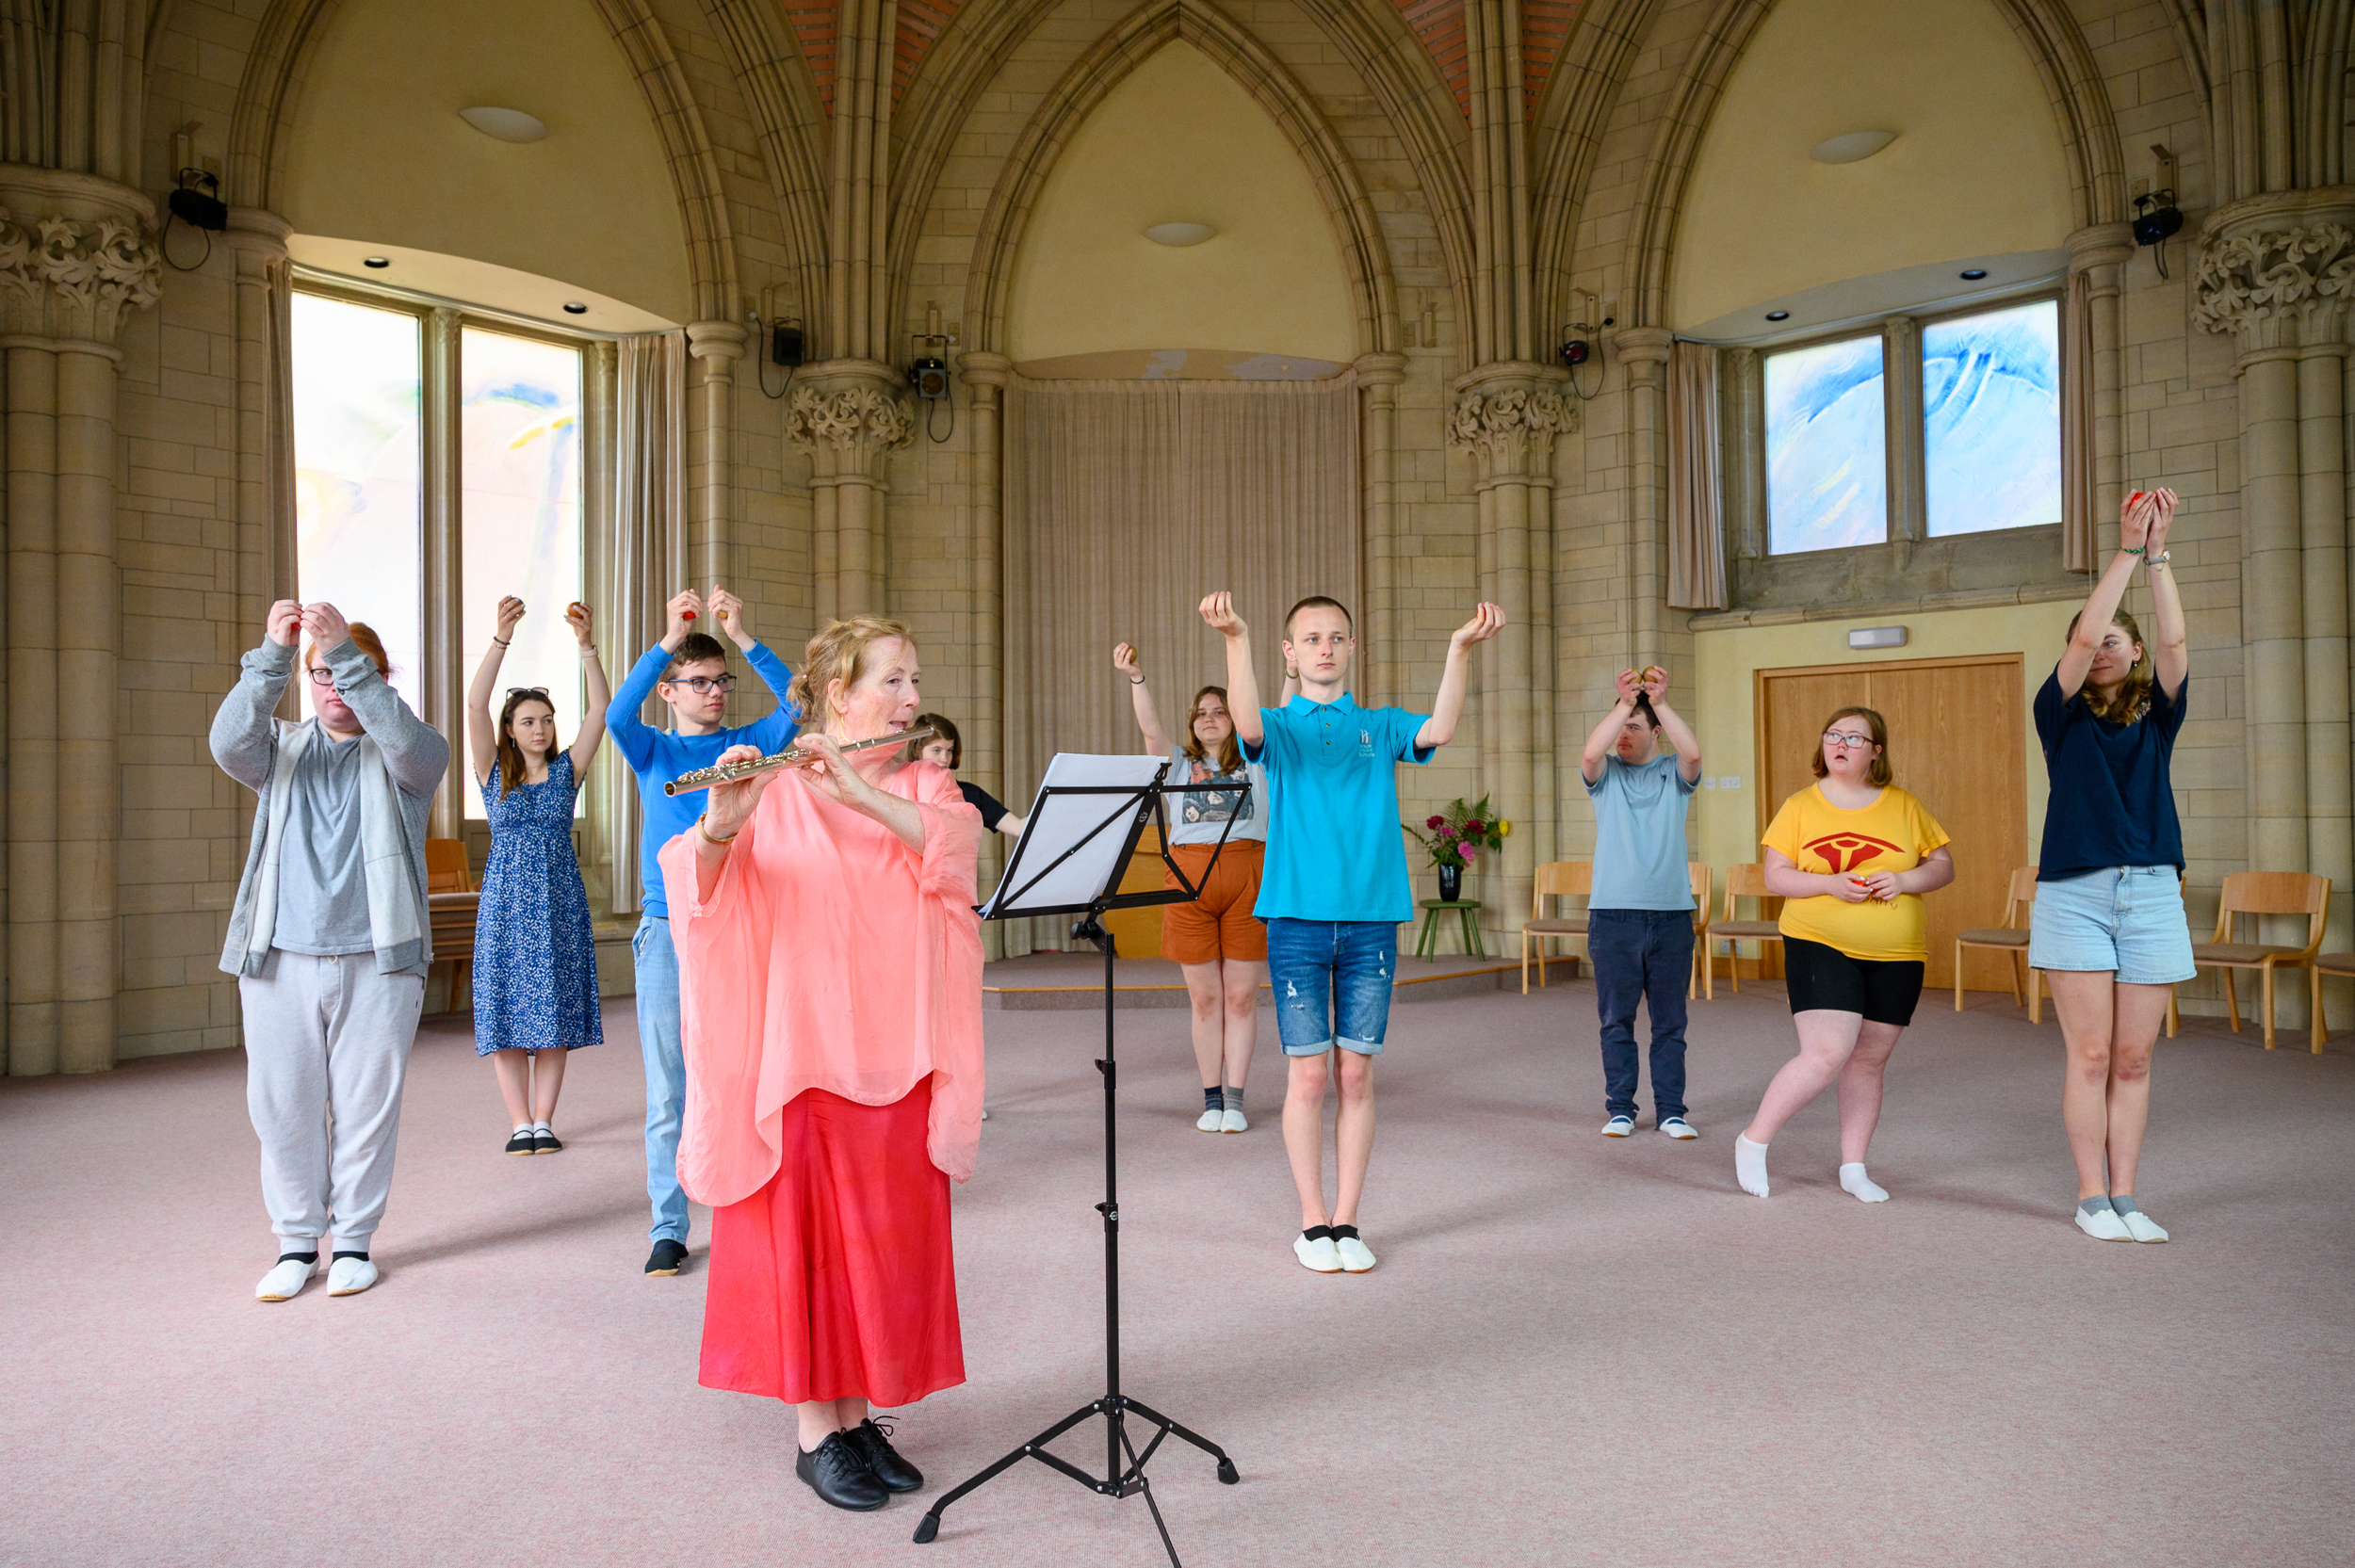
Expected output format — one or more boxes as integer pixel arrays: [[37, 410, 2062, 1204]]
[[2066, 606, 2154, 724], [1179, 686, 1243, 775]]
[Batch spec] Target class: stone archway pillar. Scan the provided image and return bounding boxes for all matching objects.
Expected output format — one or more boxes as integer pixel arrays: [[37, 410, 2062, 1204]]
[[1354, 352, 1407, 708], [685, 320, 745, 590], [0, 169, 159, 1075], [788, 359, 915, 622]]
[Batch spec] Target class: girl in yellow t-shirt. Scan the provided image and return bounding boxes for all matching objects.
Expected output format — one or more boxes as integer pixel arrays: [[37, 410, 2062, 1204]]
[[1733, 706, 1955, 1204]]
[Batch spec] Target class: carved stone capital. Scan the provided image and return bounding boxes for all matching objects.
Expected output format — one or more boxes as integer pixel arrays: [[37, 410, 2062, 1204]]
[[956, 349, 1013, 391], [1352, 350, 1408, 389], [1445, 380, 1578, 473], [2193, 221, 2355, 356], [2064, 221, 2135, 276], [788, 380, 918, 473], [0, 179, 161, 345]]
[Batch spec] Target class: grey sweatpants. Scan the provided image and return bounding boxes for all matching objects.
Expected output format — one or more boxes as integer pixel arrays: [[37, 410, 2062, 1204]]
[[239, 949, 425, 1250]]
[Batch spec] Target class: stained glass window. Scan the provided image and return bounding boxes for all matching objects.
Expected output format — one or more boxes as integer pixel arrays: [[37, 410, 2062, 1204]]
[[1924, 299, 2061, 538], [292, 295, 425, 714], [1765, 335, 1887, 554], [461, 328, 585, 818]]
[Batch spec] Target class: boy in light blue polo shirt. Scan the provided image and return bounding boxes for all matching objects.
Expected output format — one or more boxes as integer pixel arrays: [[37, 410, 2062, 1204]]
[[1204, 589, 1502, 1275], [606, 586, 797, 1276]]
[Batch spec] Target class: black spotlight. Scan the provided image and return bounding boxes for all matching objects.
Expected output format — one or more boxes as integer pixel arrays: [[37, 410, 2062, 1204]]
[[364, 256, 391, 268], [1560, 338, 1589, 367], [2132, 193, 2184, 249], [1959, 268, 1989, 281], [1765, 310, 1791, 322], [562, 301, 588, 315]]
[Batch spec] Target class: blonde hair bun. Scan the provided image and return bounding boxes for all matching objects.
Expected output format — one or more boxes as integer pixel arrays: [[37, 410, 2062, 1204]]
[[788, 615, 915, 725]]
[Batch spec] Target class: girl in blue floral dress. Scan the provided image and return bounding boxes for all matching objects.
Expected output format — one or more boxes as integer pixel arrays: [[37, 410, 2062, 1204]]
[[467, 595, 612, 1154]]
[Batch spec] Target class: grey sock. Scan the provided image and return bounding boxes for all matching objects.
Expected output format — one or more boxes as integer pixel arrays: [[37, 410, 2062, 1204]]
[[1223, 1085, 1244, 1111], [2078, 1196, 2116, 1218], [2109, 1195, 2141, 1217]]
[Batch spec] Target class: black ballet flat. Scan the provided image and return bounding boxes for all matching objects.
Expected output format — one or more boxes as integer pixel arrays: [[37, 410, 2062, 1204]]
[[505, 1128, 537, 1156]]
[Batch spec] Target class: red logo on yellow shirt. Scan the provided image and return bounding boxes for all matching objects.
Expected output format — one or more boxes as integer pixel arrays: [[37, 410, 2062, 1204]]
[[1804, 832, 1900, 874]]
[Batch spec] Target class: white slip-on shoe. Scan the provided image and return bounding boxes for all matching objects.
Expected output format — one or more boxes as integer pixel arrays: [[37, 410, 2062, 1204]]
[[2074, 1205, 2134, 1242], [1659, 1116, 1698, 1140], [327, 1255, 380, 1295], [1602, 1115, 1635, 1137], [255, 1255, 317, 1301], [1332, 1227, 1376, 1272], [2119, 1209, 2169, 1243], [1220, 1106, 1248, 1133], [1293, 1228, 1342, 1272], [1195, 1106, 1224, 1132]]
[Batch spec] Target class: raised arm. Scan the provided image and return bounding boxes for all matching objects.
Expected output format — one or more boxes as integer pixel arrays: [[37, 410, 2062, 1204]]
[[1581, 668, 1642, 785], [1642, 667, 1704, 784], [1112, 641, 1174, 755], [210, 600, 303, 790], [2143, 491, 2187, 698], [1415, 603, 1505, 752], [739, 639, 802, 749], [567, 601, 612, 773], [1198, 592, 1261, 747], [302, 602, 450, 798], [2057, 492, 2156, 700], [605, 589, 704, 766], [467, 595, 524, 784]]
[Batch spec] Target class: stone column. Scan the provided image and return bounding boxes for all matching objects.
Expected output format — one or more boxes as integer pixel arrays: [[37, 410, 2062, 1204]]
[[1445, 362, 1572, 941], [0, 170, 159, 1075], [225, 211, 293, 646], [421, 308, 463, 840], [685, 320, 745, 590], [1614, 329, 1674, 669], [959, 350, 1011, 960], [2195, 194, 2355, 1018], [787, 360, 915, 621], [2067, 223, 2135, 533], [1881, 315, 1925, 546], [1355, 352, 1407, 709]]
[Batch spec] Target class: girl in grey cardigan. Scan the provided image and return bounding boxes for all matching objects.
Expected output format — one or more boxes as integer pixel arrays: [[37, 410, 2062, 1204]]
[[211, 600, 448, 1301]]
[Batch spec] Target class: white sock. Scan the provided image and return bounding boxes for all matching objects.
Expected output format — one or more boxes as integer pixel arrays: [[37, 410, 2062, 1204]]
[[513, 1123, 532, 1134], [532, 1121, 551, 1133], [1839, 1162, 1889, 1203], [1735, 1134, 1770, 1197]]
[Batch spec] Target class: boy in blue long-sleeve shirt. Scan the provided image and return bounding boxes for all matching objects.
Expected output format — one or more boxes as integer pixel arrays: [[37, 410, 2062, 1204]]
[[607, 586, 798, 1275]]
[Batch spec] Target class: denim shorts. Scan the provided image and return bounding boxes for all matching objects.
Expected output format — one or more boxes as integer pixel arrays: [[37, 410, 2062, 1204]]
[[1266, 918, 1396, 1056], [2028, 866, 2197, 985]]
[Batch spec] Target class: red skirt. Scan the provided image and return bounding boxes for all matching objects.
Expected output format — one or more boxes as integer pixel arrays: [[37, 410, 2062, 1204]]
[[700, 1079, 966, 1407]]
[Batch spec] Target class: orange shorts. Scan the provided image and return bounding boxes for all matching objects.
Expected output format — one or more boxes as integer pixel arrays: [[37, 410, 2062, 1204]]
[[1161, 841, 1267, 964]]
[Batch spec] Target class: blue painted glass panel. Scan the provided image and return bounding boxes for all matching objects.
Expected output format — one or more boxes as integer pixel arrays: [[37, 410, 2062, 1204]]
[[1924, 299, 2061, 537], [1765, 335, 1887, 554]]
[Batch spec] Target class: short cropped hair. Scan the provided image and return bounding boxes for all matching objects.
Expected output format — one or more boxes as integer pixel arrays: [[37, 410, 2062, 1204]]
[[1282, 595, 1354, 639], [661, 632, 730, 680]]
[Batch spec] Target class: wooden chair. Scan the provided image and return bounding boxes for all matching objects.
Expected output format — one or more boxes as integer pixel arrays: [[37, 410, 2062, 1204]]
[[1520, 861, 1592, 994], [1701, 863, 1782, 1000], [1955, 866, 2039, 1019], [1685, 863, 1712, 1000], [425, 838, 473, 894], [2190, 871, 2331, 1049], [2312, 952, 2355, 1054]]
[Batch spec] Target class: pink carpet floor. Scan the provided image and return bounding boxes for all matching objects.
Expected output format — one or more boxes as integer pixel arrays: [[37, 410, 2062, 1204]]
[[4, 979, 2350, 1568]]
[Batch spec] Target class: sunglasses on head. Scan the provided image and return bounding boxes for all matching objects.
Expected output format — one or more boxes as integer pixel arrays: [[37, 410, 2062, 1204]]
[[507, 687, 552, 701]]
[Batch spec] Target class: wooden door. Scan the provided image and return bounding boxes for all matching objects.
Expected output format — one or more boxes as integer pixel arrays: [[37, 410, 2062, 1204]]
[[1756, 655, 2025, 991]]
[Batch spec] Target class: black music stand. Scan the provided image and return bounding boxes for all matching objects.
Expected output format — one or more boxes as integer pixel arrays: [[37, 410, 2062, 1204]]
[[914, 755, 1246, 1564]]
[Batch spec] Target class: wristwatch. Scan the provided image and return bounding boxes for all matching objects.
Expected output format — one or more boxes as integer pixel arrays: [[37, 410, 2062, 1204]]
[[2147, 550, 2171, 569]]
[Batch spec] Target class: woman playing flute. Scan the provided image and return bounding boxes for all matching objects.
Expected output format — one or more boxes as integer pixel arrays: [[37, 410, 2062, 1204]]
[[658, 615, 984, 1514]]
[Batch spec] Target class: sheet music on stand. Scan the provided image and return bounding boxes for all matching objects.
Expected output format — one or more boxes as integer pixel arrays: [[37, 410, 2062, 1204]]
[[979, 752, 1183, 920]]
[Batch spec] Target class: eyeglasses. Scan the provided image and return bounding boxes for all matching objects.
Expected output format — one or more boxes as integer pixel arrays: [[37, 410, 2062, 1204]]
[[661, 674, 737, 694], [305, 668, 335, 686], [1822, 732, 1876, 751]]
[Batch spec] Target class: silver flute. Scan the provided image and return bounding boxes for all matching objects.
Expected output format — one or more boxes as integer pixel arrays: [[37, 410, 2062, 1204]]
[[662, 724, 936, 797]]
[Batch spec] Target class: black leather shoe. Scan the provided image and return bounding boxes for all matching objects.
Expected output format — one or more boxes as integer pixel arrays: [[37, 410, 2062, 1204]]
[[844, 1416, 923, 1492], [797, 1431, 889, 1511], [505, 1128, 537, 1156], [644, 1239, 688, 1276], [532, 1127, 563, 1154]]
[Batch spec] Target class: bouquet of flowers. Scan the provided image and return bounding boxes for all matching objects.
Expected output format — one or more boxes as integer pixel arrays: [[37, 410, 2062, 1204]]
[[1408, 795, 1509, 869]]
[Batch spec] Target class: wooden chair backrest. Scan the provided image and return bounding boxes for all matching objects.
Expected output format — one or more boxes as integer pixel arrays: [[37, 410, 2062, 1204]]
[[1688, 863, 1711, 921], [2212, 871, 2331, 951], [1721, 862, 1776, 922], [1532, 860, 1592, 917], [2002, 865, 2038, 929], [425, 838, 473, 894]]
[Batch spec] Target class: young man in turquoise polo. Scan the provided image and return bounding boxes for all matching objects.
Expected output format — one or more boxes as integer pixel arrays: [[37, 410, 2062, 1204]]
[[1203, 590, 1502, 1273]]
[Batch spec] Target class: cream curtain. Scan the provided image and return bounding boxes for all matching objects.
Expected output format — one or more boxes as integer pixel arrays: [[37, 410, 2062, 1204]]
[[1000, 376, 1361, 949], [2059, 268, 2096, 573], [606, 331, 688, 914], [1666, 341, 1726, 610]]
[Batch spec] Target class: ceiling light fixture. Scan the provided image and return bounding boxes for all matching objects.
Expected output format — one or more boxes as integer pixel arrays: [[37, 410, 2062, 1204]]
[[1959, 267, 1989, 281], [1765, 310, 1791, 322], [1144, 221, 1216, 248], [562, 301, 589, 315], [459, 106, 548, 143], [1809, 130, 1897, 165], [363, 256, 391, 268]]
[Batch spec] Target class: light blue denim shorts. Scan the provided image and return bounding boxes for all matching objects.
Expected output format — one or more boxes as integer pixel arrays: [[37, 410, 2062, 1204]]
[[1266, 918, 1396, 1056], [2027, 866, 2197, 985]]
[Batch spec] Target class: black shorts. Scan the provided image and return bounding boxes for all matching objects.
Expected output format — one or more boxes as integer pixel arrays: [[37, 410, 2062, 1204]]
[[1782, 936, 1925, 1026]]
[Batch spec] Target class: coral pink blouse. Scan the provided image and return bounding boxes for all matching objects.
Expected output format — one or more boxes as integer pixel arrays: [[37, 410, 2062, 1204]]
[[659, 757, 985, 1204]]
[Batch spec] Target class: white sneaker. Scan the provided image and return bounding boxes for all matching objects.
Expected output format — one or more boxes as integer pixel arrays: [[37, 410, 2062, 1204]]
[[255, 1255, 317, 1301], [1195, 1106, 1224, 1132], [2119, 1208, 2169, 1243], [327, 1255, 380, 1295], [1659, 1117, 1698, 1140], [1333, 1231, 1376, 1272], [1220, 1106, 1248, 1133], [1602, 1115, 1635, 1137], [2074, 1205, 2134, 1242], [1292, 1230, 1342, 1272]]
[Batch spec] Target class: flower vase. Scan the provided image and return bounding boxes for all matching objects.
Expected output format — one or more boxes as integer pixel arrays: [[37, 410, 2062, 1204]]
[[1437, 864, 1463, 902]]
